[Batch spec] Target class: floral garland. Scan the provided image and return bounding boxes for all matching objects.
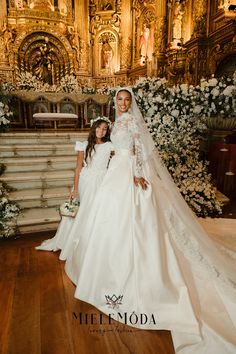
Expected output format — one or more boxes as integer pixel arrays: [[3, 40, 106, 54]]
[[90, 116, 112, 128]]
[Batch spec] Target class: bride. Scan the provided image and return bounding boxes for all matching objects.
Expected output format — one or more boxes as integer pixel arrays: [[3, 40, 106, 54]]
[[65, 88, 236, 354]]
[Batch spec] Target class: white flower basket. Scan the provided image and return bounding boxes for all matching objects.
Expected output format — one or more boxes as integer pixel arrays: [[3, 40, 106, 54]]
[[59, 198, 80, 218]]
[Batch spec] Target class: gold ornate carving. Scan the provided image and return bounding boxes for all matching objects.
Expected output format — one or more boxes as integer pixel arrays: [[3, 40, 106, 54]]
[[90, 12, 121, 37], [154, 16, 167, 54], [90, 14, 103, 35], [31, 0, 53, 11], [208, 40, 236, 75], [17, 32, 73, 84], [192, 0, 207, 37], [89, 0, 97, 16], [120, 36, 132, 70]]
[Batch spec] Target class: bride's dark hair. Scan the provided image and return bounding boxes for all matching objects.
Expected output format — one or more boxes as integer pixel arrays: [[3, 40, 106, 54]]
[[85, 119, 111, 162]]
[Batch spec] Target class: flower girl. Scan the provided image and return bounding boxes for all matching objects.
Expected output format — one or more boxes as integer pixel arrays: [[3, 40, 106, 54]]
[[36, 117, 113, 260]]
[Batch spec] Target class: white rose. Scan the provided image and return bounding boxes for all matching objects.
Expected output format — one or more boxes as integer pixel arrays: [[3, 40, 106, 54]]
[[208, 78, 218, 86], [223, 85, 234, 97], [211, 88, 220, 96], [171, 109, 180, 118], [193, 105, 202, 114]]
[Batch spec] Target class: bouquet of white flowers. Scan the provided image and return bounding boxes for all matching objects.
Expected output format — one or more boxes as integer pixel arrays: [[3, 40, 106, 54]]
[[59, 198, 80, 218]]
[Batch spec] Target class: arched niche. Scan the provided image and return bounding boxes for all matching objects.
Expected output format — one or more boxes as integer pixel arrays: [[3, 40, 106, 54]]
[[17, 31, 73, 84], [93, 30, 119, 76], [136, 7, 156, 65], [215, 54, 236, 77]]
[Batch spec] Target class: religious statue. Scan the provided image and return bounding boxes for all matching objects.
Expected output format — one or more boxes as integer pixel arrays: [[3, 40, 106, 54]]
[[67, 28, 80, 68], [79, 38, 88, 69], [172, 0, 184, 46], [101, 39, 113, 70], [32, 37, 54, 84], [139, 23, 154, 64], [0, 22, 16, 58]]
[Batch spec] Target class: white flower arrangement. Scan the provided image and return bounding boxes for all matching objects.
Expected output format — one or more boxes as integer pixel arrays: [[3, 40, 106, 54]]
[[60, 74, 82, 93], [16, 72, 44, 91], [197, 75, 236, 118], [0, 102, 20, 237], [90, 116, 112, 127], [5, 72, 83, 94], [0, 179, 20, 238], [0, 82, 17, 92], [132, 76, 223, 217], [0, 97, 14, 132]]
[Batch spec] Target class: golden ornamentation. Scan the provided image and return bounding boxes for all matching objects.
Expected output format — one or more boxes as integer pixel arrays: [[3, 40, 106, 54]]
[[120, 37, 132, 70]]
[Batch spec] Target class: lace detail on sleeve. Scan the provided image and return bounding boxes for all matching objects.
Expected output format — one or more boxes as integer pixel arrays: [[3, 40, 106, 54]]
[[128, 117, 143, 177]]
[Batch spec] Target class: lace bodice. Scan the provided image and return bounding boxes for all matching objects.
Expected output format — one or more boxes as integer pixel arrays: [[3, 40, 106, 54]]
[[111, 112, 143, 177], [75, 141, 113, 171]]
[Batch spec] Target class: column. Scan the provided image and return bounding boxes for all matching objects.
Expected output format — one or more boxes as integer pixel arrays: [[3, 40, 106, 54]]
[[119, 0, 132, 71], [154, 0, 167, 76], [0, 0, 7, 28], [74, 0, 89, 74]]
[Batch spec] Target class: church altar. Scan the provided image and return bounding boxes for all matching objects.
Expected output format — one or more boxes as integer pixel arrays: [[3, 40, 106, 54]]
[[9, 91, 111, 130]]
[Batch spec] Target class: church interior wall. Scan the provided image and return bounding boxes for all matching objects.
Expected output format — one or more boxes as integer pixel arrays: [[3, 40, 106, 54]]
[[0, 0, 235, 88]]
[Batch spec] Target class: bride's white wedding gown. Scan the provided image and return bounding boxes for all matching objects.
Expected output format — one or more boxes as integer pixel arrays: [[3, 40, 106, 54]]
[[36, 140, 113, 260], [65, 112, 236, 354]]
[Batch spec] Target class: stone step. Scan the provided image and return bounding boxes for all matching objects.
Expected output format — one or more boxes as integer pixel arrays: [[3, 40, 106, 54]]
[[1, 131, 87, 234], [1, 170, 74, 189], [9, 186, 70, 209], [17, 207, 60, 234], [0, 131, 88, 145], [1, 156, 77, 172], [0, 144, 76, 157]]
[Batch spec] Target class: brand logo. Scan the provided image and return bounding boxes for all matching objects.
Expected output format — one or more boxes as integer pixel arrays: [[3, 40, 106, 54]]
[[105, 294, 123, 309], [73, 294, 157, 328]]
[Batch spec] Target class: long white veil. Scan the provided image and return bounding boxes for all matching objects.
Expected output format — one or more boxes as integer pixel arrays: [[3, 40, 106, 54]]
[[115, 87, 236, 296]]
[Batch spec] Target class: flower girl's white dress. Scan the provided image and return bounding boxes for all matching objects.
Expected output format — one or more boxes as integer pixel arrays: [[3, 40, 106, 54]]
[[36, 140, 113, 260], [65, 110, 236, 354]]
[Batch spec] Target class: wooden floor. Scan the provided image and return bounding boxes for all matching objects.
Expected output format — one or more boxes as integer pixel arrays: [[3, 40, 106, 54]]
[[0, 234, 175, 354]]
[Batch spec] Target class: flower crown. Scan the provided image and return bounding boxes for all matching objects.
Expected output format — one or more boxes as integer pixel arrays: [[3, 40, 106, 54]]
[[90, 116, 112, 128]]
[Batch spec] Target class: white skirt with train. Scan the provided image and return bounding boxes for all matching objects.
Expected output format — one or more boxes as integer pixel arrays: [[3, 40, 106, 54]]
[[65, 149, 236, 354]]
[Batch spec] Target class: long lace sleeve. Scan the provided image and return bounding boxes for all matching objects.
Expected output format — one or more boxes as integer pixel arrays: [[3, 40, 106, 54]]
[[128, 117, 143, 177]]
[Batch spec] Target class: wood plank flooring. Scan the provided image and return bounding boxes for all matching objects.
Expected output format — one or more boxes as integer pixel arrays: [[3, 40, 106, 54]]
[[0, 234, 175, 354]]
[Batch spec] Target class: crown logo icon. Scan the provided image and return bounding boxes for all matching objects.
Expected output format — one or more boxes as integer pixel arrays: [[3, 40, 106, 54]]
[[105, 294, 123, 309]]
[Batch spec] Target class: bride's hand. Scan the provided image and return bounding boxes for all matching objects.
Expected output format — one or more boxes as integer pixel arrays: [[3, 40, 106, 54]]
[[134, 177, 149, 190]]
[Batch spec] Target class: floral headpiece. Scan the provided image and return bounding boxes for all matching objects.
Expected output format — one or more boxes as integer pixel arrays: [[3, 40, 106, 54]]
[[90, 116, 112, 128]]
